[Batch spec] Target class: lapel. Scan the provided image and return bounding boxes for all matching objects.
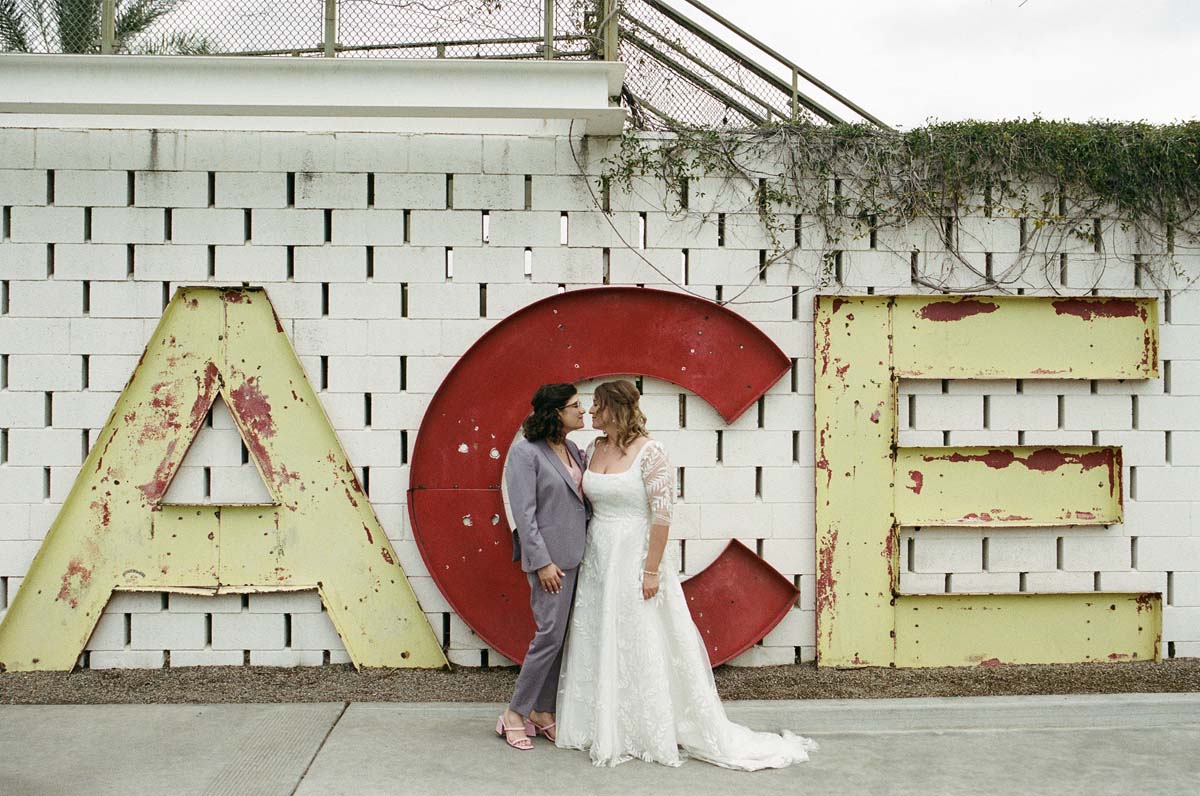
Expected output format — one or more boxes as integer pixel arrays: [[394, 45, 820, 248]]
[[536, 439, 584, 503]]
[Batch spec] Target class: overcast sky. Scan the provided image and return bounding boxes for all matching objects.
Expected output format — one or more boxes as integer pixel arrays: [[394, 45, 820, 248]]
[[692, 0, 1197, 127]]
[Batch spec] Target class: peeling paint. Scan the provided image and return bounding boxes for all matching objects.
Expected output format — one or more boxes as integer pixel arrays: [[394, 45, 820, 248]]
[[916, 298, 999, 322], [1051, 297, 1145, 322]]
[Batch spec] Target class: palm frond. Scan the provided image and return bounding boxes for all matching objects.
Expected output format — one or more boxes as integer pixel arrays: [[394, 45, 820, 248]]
[[114, 0, 182, 40], [0, 0, 32, 52], [129, 29, 211, 55]]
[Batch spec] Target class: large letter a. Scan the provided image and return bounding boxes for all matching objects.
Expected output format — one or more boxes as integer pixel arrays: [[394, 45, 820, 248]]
[[0, 287, 446, 671]]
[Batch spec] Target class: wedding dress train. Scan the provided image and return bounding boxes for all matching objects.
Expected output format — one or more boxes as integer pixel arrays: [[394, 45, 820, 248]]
[[556, 440, 817, 770]]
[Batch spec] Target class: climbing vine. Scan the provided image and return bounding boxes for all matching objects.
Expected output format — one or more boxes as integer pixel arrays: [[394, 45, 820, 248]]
[[598, 120, 1200, 294]]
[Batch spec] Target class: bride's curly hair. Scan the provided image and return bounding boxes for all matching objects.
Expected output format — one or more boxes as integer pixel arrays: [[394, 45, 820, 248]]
[[594, 380, 648, 453], [522, 383, 577, 443]]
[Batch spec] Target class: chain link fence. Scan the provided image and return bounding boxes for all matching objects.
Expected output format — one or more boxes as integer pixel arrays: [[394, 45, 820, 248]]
[[0, 0, 878, 128]]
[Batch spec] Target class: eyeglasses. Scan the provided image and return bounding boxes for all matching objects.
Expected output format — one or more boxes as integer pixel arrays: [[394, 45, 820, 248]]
[[560, 400, 582, 411]]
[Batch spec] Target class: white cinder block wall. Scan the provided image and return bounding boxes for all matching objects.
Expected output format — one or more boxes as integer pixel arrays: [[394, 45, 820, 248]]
[[0, 126, 1197, 669]]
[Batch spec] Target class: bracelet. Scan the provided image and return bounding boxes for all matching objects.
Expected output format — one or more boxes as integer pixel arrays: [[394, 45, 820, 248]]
[[642, 569, 660, 576]]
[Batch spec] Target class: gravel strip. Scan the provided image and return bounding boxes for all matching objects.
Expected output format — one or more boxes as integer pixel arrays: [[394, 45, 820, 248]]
[[2, 659, 1198, 704]]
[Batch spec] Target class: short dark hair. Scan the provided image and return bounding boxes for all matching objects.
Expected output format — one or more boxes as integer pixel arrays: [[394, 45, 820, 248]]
[[521, 383, 577, 443]]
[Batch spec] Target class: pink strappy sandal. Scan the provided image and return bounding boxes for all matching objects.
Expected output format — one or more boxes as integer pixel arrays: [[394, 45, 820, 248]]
[[495, 715, 533, 750], [527, 718, 557, 743]]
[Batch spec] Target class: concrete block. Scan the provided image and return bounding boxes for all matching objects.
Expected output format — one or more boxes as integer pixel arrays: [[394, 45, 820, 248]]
[[913, 394, 984, 430], [1059, 534, 1132, 571], [452, 246, 526, 283], [84, 613, 127, 651], [608, 248, 681, 285], [290, 245, 366, 283], [86, 355, 140, 392], [408, 575, 451, 613], [484, 282, 556, 319], [89, 650, 165, 669], [209, 465, 273, 503], [251, 209, 324, 245], [1170, 362, 1200, 395], [484, 136, 556, 174], [172, 208, 245, 245], [365, 319, 443, 356], [409, 210, 490, 247], [295, 172, 367, 209], [131, 612, 207, 650], [988, 395, 1060, 431], [250, 649, 326, 666], [985, 534, 1058, 572], [1160, 325, 1200, 360], [1097, 570, 1167, 593], [1173, 573, 1200, 606], [331, 210, 406, 245], [530, 174, 600, 211], [721, 430, 794, 466], [1138, 396, 1200, 431], [912, 529, 983, 572], [262, 282, 323, 319], [0, 394, 44, 428], [34, 129, 111, 169], [181, 130, 261, 170], [54, 170, 128, 207], [567, 210, 638, 248], [213, 245, 287, 282], [11, 206, 84, 243], [91, 207, 165, 244], [762, 608, 814, 647], [211, 612, 286, 650], [168, 593, 243, 613], [0, 169, 46, 206], [216, 172, 287, 208], [333, 132, 409, 171], [373, 173, 445, 210], [1096, 430, 1165, 467], [438, 318, 496, 357], [1021, 571, 1094, 591], [405, 282, 479, 319], [1163, 606, 1200, 641], [0, 318, 67, 353], [88, 281, 164, 318], [132, 244, 208, 281], [6, 354, 82, 391], [948, 572, 1021, 592], [723, 286, 795, 322], [408, 134, 482, 172], [371, 246, 446, 283], [1135, 467, 1200, 502], [326, 282, 404, 319], [170, 649, 245, 666], [396, 356, 456, 393], [453, 174, 524, 210], [645, 212, 718, 249], [487, 210, 560, 247], [1138, 537, 1200, 573], [0, 131, 35, 169], [108, 129, 183, 171], [1061, 395, 1132, 430], [524, 246, 600, 283], [248, 590, 324, 613], [53, 244, 128, 281], [842, 249, 913, 288], [726, 645, 796, 666], [292, 319, 368, 356], [105, 591, 167, 613], [0, 243, 47, 279], [290, 612, 345, 650], [326, 355, 402, 392], [135, 171, 209, 208]]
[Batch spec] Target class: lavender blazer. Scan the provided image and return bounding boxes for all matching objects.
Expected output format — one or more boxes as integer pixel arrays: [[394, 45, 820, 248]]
[[505, 437, 589, 573]]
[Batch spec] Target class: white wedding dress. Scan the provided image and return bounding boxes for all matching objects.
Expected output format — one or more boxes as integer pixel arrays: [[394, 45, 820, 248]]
[[555, 439, 817, 769]]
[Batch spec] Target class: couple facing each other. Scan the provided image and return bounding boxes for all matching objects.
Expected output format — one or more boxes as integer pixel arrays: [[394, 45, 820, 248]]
[[497, 379, 817, 770]]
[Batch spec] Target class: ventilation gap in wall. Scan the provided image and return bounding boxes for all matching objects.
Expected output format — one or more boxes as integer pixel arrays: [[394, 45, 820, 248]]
[[1134, 254, 1144, 288], [717, 213, 726, 247], [834, 251, 844, 285], [638, 212, 647, 249], [321, 283, 330, 316], [758, 250, 768, 283], [524, 248, 533, 280], [479, 283, 488, 317], [401, 430, 409, 465], [905, 536, 914, 572], [600, 176, 610, 212], [1059, 253, 1068, 286], [207, 172, 216, 207], [401, 283, 409, 317], [47, 244, 55, 278], [41, 467, 50, 499], [80, 429, 90, 461], [984, 252, 993, 281], [286, 173, 296, 207], [44, 392, 53, 426], [240, 440, 249, 465], [1164, 359, 1175, 393], [1091, 430, 1099, 446], [285, 246, 295, 280], [202, 467, 211, 499], [982, 395, 990, 429], [480, 649, 489, 669], [868, 215, 877, 249], [981, 537, 990, 571], [241, 593, 250, 610], [1018, 217, 1028, 250], [125, 243, 135, 277], [1090, 379, 1098, 395], [400, 356, 407, 391], [1165, 430, 1173, 464], [319, 356, 329, 390], [601, 248, 610, 284], [943, 216, 955, 249], [322, 650, 331, 665], [677, 177, 688, 210], [560, 211, 569, 245], [635, 377, 644, 394], [364, 393, 372, 427], [0, 428, 7, 465], [403, 209, 411, 243], [908, 394, 917, 429], [1167, 571, 1174, 605], [323, 209, 332, 243], [81, 354, 89, 389], [481, 211, 490, 244], [165, 281, 175, 310], [243, 209, 252, 242], [123, 612, 132, 647], [677, 467, 685, 500], [83, 207, 92, 242], [944, 573, 952, 593], [715, 430, 723, 463], [1, 206, 10, 239], [681, 249, 689, 285], [283, 613, 293, 648], [82, 281, 91, 315], [756, 396, 766, 428], [1131, 394, 1139, 429], [942, 430, 951, 446], [364, 245, 375, 280], [0, 281, 7, 315], [1130, 536, 1138, 569], [442, 613, 450, 649], [207, 245, 216, 278], [715, 285, 722, 304], [1056, 537, 1064, 570], [362, 466, 371, 497], [205, 404, 214, 428], [46, 170, 55, 204], [678, 394, 687, 428], [1056, 395, 1065, 429], [1019, 572, 1027, 593], [909, 251, 919, 286], [1164, 290, 1172, 324], [1168, 641, 1176, 659], [366, 173, 375, 208], [1091, 218, 1102, 253], [754, 467, 763, 498], [164, 208, 173, 242], [789, 358, 799, 392], [0, 577, 7, 611], [792, 430, 799, 463], [444, 247, 454, 280], [445, 174, 454, 209], [1093, 571, 1101, 591]]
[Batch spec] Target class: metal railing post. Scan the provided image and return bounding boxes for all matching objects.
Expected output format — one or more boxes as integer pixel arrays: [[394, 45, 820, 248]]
[[791, 67, 799, 120], [544, 0, 554, 59], [324, 0, 337, 57], [100, 0, 116, 54]]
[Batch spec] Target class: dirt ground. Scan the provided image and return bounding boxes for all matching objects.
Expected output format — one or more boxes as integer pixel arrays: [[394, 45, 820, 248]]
[[2, 659, 1198, 704]]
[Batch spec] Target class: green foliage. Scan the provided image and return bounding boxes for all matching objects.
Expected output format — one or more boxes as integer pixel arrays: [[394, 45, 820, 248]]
[[0, 0, 210, 54]]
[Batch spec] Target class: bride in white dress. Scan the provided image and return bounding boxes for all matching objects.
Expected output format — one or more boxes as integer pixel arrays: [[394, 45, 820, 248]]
[[555, 380, 817, 770]]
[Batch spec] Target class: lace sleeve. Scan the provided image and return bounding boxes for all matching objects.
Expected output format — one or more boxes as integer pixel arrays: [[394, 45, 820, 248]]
[[639, 440, 674, 526]]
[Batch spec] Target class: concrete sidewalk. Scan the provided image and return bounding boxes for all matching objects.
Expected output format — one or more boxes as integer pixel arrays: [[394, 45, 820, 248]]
[[2, 694, 1197, 795]]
